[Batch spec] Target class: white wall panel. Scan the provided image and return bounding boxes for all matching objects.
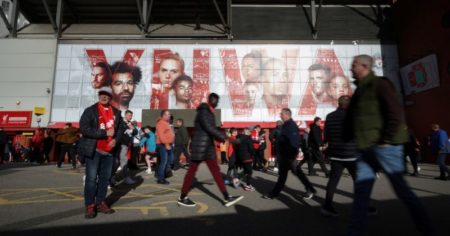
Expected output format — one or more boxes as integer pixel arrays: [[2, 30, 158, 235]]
[[0, 39, 57, 128]]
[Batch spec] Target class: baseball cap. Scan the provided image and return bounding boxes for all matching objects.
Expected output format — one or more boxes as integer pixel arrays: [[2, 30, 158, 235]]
[[98, 86, 113, 98]]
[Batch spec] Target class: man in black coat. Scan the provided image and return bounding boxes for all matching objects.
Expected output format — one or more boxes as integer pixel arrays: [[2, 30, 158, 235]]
[[177, 93, 243, 208], [173, 118, 191, 169], [263, 108, 316, 200], [309, 117, 330, 177], [269, 120, 283, 171], [111, 110, 137, 185], [321, 95, 378, 217], [78, 86, 125, 219]]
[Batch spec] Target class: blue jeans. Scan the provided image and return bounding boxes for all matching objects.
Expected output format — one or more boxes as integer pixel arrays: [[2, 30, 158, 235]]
[[348, 145, 435, 236], [157, 144, 172, 181], [84, 151, 113, 205], [436, 152, 450, 177]]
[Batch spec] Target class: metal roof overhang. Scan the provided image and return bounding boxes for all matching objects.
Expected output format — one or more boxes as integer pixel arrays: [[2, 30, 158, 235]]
[[1, 0, 393, 39]]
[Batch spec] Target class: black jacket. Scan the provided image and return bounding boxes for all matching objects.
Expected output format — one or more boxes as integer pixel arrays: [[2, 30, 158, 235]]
[[277, 118, 300, 159], [120, 121, 138, 146], [0, 130, 7, 145], [235, 134, 255, 163], [175, 125, 190, 146], [324, 108, 358, 161], [78, 103, 124, 158], [309, 123, 323, 149], [190, 103, 226, 161], [269, 126, 281, 146]]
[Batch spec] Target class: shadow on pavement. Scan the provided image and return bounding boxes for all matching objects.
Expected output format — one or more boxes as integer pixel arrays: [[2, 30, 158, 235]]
[[1, 194, 449, 236]]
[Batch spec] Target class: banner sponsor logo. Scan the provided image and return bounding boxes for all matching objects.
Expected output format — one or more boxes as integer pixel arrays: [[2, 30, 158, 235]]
[[0, 111, 32, 128]]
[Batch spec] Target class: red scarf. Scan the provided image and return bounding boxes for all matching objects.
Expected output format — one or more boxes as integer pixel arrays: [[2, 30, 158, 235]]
[[96, 103, 115, 152]]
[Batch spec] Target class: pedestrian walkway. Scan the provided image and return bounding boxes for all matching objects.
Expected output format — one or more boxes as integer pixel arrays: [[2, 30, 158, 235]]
[[0, 163, 449, 235]]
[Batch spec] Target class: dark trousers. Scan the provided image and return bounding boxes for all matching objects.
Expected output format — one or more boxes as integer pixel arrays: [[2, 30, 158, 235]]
[[324, 160, 356, 207], [270, 157, 316, 196], [43, 149, 51, 163], [84, 151, 113, 205], [299, 150, 314, 174], [253, 149, 265, 169], [437, 153, 450, 177], [0, 143, 5, 163], [405, 151, 420, 173], [220, 151, 228, 164], [58, 143, 75, 167], [174, 145, 191, 169], [310, 148, 329, 175], [227, 153, 237, 179], [128, 145, 140, 168], [242, 162, 253, 185], [181, 159, 227, 198]]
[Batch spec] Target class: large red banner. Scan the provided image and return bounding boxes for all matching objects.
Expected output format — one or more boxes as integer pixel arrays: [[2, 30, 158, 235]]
[[52, 44, 393, 126], [0, 111, 32, 128]]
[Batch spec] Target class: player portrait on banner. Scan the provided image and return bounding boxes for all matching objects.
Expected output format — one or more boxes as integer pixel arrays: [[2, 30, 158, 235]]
[[85, 48, 144, 111], [220, 48, 298, 119], [110, 61, 142, 110], [150, 49, 210, 110], [327, 74, 352, 107], [298, 49, 350, 117], [170, 75, 194, 109], [150, 51, 186, 109], [90, 62, 112, 89]]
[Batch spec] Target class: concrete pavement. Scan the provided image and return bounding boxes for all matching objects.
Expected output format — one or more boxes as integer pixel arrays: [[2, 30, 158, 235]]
[[0, 161, 449, 236]]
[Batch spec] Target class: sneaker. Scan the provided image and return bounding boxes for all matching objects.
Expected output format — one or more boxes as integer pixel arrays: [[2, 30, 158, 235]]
[[224, 179, 231, 185], [368, 206, 378, 216], [157, 179, 170, 185], [223, 195, 244, 207], [232, 178, 240, 188], [96, 201, 115, 214], [85, 204, 97, 219], [410, 172, 419, 177], [117, 166, 122, 172], [124, 177, 136, 185], [303, 191, 314, 200], [320, 205, 339, 217], [273, 167, 279, 173], [244, 185, 255, 191], [177, 197, 197, 207], [145, 168, 152, 174]]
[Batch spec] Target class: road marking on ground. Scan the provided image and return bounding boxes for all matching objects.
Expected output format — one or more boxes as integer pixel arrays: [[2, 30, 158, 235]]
[[114, 200, 208, 216], [45, 188, 83, 200], [0, 197, 10, 205], [0, 184, 204, 207], [53, 169, 84, 176]]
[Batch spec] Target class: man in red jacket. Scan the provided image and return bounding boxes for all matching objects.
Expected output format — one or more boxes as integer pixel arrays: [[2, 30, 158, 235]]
[[79, 86, 124, 219]]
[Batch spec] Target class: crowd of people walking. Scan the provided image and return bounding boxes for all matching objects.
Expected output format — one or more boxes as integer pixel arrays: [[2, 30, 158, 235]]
[[1, 55, 447, 236]]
